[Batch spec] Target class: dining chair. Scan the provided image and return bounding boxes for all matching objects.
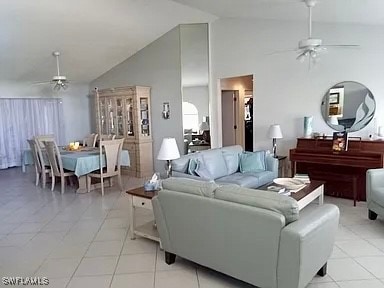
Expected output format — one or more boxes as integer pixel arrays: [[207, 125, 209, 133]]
[[44, 140, 75, 194], [99, 134, 116, 141], [83, 133, 98, 147], [34, 134, 55, 149], [87, 138, 124, 196], [27, 139, 51, 188]]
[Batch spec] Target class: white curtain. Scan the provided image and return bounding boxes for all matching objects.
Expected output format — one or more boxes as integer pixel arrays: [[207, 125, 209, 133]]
[[0, 98, 65, 169]]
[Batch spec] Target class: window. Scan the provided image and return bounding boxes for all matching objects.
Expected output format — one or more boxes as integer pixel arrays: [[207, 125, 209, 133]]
[[182, 102, 199, 132]]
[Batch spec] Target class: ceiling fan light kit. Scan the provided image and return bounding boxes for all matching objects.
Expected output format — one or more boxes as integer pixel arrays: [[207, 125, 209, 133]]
[[34, 51, 69, 91], [51, 51, 69, 91], [288, 0, 360, 64]]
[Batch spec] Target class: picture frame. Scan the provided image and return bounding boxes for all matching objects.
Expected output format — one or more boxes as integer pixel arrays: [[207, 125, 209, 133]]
[[329, 93, 340, 104]]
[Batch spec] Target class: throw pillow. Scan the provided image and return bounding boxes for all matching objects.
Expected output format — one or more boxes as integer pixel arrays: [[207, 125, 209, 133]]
[[195, 159, 214, 180], [239, 151, 266, 173], [187, 158, 198, 175]]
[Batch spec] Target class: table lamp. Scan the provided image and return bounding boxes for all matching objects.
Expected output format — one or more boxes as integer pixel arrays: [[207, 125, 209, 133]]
[[267, 124, 283, 158], [157, 138, 180, 177]]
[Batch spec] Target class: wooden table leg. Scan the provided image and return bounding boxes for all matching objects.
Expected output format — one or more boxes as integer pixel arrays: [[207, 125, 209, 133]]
[[353, 177, 357, 207], [129, 195, 136, 240]]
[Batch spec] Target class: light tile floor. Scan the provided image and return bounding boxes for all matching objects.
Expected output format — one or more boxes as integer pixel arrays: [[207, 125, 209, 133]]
[[1, 168, 384, 287]]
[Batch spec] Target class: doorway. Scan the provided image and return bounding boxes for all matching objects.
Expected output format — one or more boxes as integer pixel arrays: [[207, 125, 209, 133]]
[[220, 75, 253, 151]]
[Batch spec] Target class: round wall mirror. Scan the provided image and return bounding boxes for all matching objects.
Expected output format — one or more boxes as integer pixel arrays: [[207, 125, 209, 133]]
[[321, 81, 376, 132]]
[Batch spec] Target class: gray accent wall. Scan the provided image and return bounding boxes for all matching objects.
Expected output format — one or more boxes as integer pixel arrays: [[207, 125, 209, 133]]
[[91, 26, 183, 173]]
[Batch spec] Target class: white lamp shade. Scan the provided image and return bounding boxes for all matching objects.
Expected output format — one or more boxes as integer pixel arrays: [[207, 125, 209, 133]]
[[199, 121, 210, 131], [268, 124, 283, 139], [157, 138, 180, 160]]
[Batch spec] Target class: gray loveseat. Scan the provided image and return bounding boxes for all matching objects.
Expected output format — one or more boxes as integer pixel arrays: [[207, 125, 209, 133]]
[[171, 145, 278, 188], [152, 178, 340, 288]]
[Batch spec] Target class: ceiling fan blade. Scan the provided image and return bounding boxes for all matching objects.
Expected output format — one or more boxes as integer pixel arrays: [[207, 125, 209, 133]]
[[32, 81, 51, 85], [322, 44, 360, 48], [266, 48, 298, 55]]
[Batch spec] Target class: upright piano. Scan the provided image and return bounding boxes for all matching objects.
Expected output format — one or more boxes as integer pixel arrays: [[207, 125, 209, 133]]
[[290, 138, 384, 201]]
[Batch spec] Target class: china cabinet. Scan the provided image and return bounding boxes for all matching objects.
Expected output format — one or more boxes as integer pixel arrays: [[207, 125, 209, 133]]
[[95, 86, 153, 178]]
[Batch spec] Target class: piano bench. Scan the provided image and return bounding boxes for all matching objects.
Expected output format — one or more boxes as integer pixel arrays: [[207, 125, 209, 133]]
[[321, 173, 359, 206]]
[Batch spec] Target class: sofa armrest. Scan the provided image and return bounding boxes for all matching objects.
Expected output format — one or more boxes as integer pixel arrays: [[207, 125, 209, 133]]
[[266, 155, 278, 175], [367, 169, 384, 187], [367, 168, 384, 201], [277, 204, 339, 288], [152, 197, 174, 252]]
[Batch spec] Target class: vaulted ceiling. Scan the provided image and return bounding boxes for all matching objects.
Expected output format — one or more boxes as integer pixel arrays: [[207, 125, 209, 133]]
[[2, 0, 383, 84], [171, 0, 384, 25], [0, 0, 215, 83]]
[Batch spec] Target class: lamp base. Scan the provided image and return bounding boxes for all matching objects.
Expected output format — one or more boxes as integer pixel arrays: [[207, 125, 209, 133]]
[[272, 138, 277, 158], [164, 160, 172, 178]]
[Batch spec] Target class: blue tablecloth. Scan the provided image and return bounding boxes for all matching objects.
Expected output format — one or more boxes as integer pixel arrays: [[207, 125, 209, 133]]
[[22, 149, 130, 177]]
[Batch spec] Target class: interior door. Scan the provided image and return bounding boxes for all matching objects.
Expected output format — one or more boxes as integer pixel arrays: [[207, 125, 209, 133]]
[[222, 90, 237, 146]]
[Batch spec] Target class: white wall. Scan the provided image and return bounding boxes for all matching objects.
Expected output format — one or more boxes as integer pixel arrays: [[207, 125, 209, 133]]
[[210, 18, 384, 157], [91, 27, 183, 173], [0, 81, 91, 144]]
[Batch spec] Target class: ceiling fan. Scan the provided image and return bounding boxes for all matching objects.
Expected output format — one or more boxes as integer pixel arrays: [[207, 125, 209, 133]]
[[35, 51, 69, 91], [275, 0, 360, 63]]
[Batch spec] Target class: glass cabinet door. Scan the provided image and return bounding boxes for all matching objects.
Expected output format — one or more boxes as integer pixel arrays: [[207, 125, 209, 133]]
[[107, 98, 115, 134], [125, 97, 134, 137], [139, 97, 150, 136], [100, 98, 108, 134], [115, 97, 124, 137]]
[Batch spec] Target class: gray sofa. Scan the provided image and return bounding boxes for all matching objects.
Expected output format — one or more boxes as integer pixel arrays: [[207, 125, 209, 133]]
[[152, 178, 340, 288], [171, 145, 278, 188]]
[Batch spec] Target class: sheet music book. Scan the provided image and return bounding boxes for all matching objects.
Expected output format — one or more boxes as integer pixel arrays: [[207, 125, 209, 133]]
[[332, 131, 348, 152]]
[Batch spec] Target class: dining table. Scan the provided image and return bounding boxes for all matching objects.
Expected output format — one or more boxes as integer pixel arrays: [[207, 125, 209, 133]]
[[22, 147, 130, 193]]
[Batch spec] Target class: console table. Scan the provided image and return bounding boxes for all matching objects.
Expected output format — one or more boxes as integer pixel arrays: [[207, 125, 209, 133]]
[[290, 138, 384, 202]]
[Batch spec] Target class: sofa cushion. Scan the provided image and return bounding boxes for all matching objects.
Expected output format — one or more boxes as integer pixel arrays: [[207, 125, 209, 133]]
[[188, 158, 198, 175], [215, 173, 260, 188], [215, 185, 299, 224], [246, 171, 276, 187], [239, 151, 266, 173], [172, 156, 192, 173], [195, 159, 214, 180], [222, 151, 240, 175], [162, 177, 217, 198], [200, 149, 228, 179]]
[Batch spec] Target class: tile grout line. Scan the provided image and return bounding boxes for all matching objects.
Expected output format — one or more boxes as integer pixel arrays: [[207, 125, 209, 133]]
[[153, 244, 158, 288]]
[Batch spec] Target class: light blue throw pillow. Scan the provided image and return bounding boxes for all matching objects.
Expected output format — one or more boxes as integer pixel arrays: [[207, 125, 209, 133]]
[[188, 158, 198, 175], [195, 159, 214, 180], [239, 151, 266, 173]]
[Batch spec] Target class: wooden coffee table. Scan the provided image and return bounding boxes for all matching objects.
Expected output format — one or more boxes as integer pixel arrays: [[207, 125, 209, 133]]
[[259, 180, 325, 210], [126, 187, 160, 244]]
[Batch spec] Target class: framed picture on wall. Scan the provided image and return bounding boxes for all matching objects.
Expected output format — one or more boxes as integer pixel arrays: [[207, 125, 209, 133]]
[[329, 93, 340, 104]]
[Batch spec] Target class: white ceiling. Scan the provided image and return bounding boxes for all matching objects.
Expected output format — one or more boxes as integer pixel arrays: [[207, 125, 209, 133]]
[[2, 0, 384, 84], [0, 0, 215, 83], [171, 0, 384, 25]]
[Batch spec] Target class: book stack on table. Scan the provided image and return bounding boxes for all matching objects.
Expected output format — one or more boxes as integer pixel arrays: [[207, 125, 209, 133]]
[[293, 174, 311, 184]]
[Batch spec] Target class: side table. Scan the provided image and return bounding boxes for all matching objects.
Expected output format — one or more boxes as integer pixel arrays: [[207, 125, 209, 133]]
[[276, 156, 287, 177], [126, 187, 161, 244]]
